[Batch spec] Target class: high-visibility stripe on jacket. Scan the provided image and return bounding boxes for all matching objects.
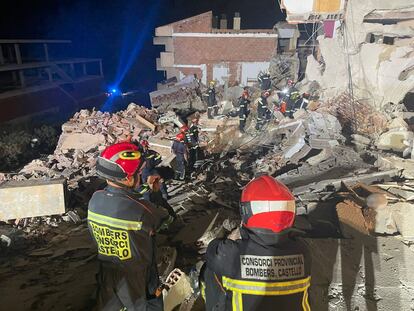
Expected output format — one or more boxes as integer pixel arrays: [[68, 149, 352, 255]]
[[201, 227, 312, 311]]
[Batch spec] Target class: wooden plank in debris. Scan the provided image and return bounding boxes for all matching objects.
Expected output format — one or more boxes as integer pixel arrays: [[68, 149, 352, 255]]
[[135, 115, 156, 131], [0, 178, 66, 220]]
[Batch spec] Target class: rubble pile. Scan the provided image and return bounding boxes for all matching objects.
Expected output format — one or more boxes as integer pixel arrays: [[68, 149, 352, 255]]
[[317, 92, 388, 136], [2, 104, 158, 188], [1, 77, 414, 310], [150, 77, 205, 113]]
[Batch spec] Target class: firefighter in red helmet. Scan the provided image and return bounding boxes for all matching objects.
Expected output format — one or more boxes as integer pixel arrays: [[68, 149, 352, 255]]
[[200, 174, 311, 311], [88, 142, 169, 311]]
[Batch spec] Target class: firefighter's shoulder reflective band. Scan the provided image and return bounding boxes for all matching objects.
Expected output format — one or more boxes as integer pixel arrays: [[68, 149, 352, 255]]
[[88, 210, 142, 231], [222, 276, 311, 296]]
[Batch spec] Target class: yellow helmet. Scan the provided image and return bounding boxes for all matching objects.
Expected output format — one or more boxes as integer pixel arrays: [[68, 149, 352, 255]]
[[209, 80, 216, 86]]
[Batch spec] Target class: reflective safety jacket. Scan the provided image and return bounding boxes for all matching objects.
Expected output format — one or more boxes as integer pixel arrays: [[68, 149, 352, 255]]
[[257, 96, 269, 117], [189, 124, 200, 147], [258, 73, 271, 91], [88, 185, 168, 266], [238, 97, 250, 119], [207, 87, 217, 107], [201, 227, 311, 311], [142, 149, 162, 171]]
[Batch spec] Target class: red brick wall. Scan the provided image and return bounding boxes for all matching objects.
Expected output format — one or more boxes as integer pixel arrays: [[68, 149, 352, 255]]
[[173, 36, 276, 64], [172, 11, 212, 33]]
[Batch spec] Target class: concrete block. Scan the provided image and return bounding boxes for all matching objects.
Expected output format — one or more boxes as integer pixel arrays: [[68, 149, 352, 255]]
[[376, 129, 413, 152], [351, 134, 371, 145], [392, 202, 414, 239], [0, 179, 66, 220], [59, 133, 105, 152], [163, 269, 193, 311]]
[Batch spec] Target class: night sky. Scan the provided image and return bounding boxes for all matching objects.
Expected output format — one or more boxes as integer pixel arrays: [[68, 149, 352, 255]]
[[0, 0, 284, 105]]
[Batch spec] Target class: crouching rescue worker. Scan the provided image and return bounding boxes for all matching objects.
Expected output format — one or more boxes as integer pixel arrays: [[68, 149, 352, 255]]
[[88, 142, 169, 311], [200, 174, 311, 311]]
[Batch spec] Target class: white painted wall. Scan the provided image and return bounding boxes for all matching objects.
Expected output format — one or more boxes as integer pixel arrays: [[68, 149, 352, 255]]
[[282, 0, 313, 14], [213, 64, 229, 85], [241, 62, 270, 86]]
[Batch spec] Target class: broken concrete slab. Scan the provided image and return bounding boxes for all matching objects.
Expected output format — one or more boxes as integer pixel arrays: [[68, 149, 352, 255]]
[[59, 133, 105, 152], [293, 170, 400, 195], [196, 213, 226, 253], [376, 129, 413, 152], [376, 155, 414, 179], [387, 187, 414, 201], [351, 134, 371, 145], [0, 179, 66, 221], [163, 269, 193, 311], [392, 202, 414, 240]]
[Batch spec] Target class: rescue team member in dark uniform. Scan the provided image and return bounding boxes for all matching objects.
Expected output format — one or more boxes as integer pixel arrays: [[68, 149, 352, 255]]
[[139, 139, 168, 200], [171, 133, 187, 180], [200, 175, 311, 311], [140, 139, 162, 184], [207, 81, 218, 119], [257, 70, 271, 91], [188, 118, 201, 168], [88, 142, 169, 311], [137, 173, 177, 219], [256, 91, 270, 131], [283, 79, 301, 118], [238, 88, 251, 133]]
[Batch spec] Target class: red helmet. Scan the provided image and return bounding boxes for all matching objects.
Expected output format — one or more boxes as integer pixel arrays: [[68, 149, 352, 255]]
[[180, 125, 189, 133], [240, 175, 295, 233], [287, 79, 294, 87], [175, 133, 185, 141], [140, 139, 149, 148], [96, 142, 142, 181]]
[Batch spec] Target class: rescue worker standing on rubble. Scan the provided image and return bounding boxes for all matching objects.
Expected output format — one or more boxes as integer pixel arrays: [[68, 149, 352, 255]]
[[283, 79, 301, 118], [238, 87, 251, 133], [256, 90, 270, 131], [189, 117, 201, 168], [171, 133, 187, 180], [206, 81, 218, 119], [87, 142, 169, 311], [257, 70, 272, 91], [200, 174, 312, 311]]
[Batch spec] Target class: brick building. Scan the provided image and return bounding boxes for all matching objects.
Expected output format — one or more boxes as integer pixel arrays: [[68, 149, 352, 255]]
[[154, 11, 277, 86]]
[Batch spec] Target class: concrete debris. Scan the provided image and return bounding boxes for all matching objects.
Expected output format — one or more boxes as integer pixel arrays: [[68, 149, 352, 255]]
[[163, 268, 193, 311], [157, 247, 178, 280], [392, 202, 414, 240], [150, 79, 204, 113], [196, 213, 226, 253], [0, 178, 66, 221], [2, 44, 414, 311], [376, 128, 414, 152]]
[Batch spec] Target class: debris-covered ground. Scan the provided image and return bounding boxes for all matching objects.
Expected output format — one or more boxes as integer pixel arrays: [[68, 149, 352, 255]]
[[1, 75, 414, 311]]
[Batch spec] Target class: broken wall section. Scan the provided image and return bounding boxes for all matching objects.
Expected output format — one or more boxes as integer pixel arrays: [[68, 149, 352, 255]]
[[304, 0, 414, 110]]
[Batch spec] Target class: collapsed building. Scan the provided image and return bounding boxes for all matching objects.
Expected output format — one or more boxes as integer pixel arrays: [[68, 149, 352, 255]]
[[1, 1, 414, 311]]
